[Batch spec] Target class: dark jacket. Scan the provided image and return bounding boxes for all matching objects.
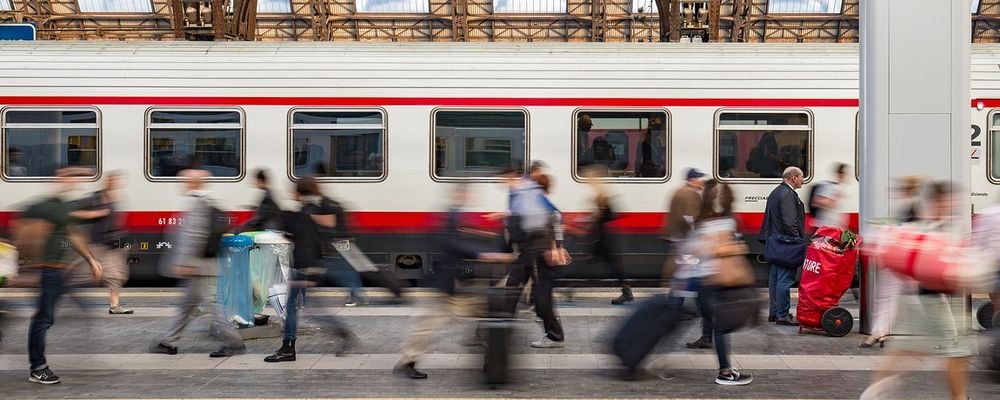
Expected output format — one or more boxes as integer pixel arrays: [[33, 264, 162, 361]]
[[429, 208, 484, 295], [759, 182, 805, 242], [240, 189, 282, 232]]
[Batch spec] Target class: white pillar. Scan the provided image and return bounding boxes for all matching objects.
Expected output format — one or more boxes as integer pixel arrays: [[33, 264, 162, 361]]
[[859, 0, 971, 334]]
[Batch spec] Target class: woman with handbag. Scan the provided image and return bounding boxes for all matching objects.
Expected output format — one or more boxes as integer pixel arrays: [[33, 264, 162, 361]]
[[675, 180, 756, 386]]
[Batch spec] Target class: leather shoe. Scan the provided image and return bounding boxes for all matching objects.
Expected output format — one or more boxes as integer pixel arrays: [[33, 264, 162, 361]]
[[775, 315, 799, 326], [210, 346, 246, 358], [685, 336, 713, 349], [394, 362, 428, 379]]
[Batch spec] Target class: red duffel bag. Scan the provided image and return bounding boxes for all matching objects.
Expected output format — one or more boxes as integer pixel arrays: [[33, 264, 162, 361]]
[[797, 227, 860, 330], [865, 224, 995, 293]]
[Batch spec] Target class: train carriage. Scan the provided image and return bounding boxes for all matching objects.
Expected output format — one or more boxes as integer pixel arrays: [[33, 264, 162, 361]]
[[1, 41, 998, 284]]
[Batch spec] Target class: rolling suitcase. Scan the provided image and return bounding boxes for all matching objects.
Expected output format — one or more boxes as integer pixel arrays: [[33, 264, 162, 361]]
[[612, 294, 682, 371], [483, 287, 518, 386]]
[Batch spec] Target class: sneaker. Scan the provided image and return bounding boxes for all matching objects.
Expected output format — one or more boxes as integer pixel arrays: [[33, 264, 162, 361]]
[[530, 336, 564, 349], [150, 343, 178, 355], [685, 336, 714, 349], [29, 367, 61, 385], [109, 305, 134, 315], [715, 369, 753, 386], [344, 299, 359, 307]]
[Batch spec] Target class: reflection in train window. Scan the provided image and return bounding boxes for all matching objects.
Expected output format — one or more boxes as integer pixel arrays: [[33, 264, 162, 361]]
[[289, 109, 385, 180], [716, 111, 811, 180], [433, 110, 526, 179], [147, 109, 243, 179], [574, 110, 668, 180], [2, 108, 100, 179]]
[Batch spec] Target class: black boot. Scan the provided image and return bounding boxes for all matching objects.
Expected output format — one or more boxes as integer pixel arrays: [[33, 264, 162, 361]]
[[264, 339, 296, 362], [611, 287, 634, 305], [394, 362, 428, 379]]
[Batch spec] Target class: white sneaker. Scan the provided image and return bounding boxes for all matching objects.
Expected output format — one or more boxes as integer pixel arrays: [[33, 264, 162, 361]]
[[715, 369, 753, 386], [530, 336, 564, 348]]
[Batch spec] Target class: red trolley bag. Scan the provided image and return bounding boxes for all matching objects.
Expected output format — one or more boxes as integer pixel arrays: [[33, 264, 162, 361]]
[[796, 226, 861, 337]]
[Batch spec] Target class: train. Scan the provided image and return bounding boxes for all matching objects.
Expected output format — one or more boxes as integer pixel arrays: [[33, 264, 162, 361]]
[[1, 41, 998, 285]]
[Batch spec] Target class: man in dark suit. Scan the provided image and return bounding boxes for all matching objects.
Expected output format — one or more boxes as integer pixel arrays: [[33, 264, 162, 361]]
[[760, 167, 805, 326]]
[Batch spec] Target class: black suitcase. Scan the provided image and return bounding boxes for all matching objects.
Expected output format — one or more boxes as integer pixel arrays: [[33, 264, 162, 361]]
[[483, 287, 518, 386], [612, 294, 682, 371]]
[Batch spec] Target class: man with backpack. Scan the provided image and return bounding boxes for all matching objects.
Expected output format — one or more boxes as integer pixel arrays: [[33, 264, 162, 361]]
[[20, 167, 103, 385], [149, 168, 245, 358]]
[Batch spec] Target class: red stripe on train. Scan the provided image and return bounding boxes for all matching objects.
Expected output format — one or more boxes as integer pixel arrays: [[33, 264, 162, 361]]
[[0, 211, 860, 235], [0, 96, 859, 108]]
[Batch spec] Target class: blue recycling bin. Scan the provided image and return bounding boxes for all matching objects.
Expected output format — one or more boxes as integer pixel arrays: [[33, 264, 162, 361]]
[[218, 235, 254, 328]]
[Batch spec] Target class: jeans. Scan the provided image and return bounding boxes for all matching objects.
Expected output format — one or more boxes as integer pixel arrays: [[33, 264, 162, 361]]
[[768, 264, 795, 318], [29, 269, 68, 371], [323, 257, 363, 301], [696, 283, 731, 371], [284, 269, 349, 341]]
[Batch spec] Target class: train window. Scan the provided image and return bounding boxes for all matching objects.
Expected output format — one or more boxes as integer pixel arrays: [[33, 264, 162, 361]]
[[573, 110, 669, 181], [432, 109, 527, 180], [289, 109, 386, 180], [715, 110, 812, 180], [146, 109, 243, 180], [2, 108, 100, 180], [989, 111, 1000, 182]]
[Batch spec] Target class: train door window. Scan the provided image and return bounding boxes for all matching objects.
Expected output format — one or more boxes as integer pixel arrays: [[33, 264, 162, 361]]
[[573, 109, 669, 181], [2, 108, 100, 180], [146, 109, 243, 180], [715, 110, 812, 181], [432, 109, 527, 180], [288, 109, 386, 180]]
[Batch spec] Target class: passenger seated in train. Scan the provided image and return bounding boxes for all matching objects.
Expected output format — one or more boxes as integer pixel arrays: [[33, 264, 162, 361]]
[[635, 121, 665, 177]]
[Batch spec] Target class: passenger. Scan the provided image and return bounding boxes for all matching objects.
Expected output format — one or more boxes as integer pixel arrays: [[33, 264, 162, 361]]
[[591, 137, 616, 168], [682, 180, 754, 386], [7, 147, 27, 176], [394, 184, 515, 379], [149, 168, 246, 358], [662, 168, 707, 282], [577, 114, 594, 165], [809, 163, 848, 229], [313, 185, 367, 307], [24, 167, 103, 385], [239, 168, 282, 232], [504, 164, 567, 349], [580, 165, 633, 305], [746, 133, 782, 178], [65, 170, 132, 314], [635, 119, 664, 177], [761, 167, 806, 326], [264, 177, 356, 363], [859, 182, 974, 400]]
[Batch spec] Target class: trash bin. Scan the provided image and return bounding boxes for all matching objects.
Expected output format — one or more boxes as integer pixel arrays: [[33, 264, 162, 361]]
[[218, 234, 254, 328], [240, 231, 291, 315]]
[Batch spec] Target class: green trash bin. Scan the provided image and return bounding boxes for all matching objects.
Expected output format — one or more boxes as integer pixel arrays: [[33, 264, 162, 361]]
[[241, 231, 292, 314]]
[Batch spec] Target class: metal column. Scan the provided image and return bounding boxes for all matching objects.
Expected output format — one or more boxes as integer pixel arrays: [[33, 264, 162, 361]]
[[859, 0, 971, 334]]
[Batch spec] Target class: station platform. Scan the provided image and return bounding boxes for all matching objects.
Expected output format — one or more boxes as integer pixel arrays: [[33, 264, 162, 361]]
[[0, 288, 996, 399]]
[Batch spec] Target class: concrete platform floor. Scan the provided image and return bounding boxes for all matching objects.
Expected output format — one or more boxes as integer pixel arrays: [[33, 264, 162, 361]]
[[0, 287, 996, 399]]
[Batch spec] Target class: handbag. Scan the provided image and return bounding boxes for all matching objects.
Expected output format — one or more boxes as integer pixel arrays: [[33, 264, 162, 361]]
[[710, 286, 763, 332], [709, 241, 756, 288], [764, 234, 807, 268]]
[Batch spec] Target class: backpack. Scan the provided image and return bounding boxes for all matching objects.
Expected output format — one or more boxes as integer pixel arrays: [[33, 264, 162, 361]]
[[201, 202, 230, 259], [807, 181, 832, 218]]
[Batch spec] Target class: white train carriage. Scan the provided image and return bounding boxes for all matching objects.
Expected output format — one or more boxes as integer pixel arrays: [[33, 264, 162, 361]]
[[0, 42, 998, 284]]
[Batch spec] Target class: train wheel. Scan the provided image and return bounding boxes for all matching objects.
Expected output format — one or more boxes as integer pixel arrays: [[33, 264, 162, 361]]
[[821, 307, 853, 337], [979, 303, 995, 330]]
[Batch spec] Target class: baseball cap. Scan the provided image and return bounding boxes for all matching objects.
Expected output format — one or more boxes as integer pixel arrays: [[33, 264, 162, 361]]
[[685, 168, 706, 181]]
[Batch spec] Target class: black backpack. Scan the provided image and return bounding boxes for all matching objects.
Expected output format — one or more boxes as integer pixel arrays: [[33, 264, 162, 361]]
[[806, 181, 832, 218], [201, 202, 230, 258]]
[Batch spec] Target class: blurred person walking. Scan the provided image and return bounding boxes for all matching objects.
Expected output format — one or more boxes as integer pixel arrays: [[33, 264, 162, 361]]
[[238, 168, 282, 232], [264, 177, 356, 362], [394, 184, 514, 379], [65, 171, 132, 314], [149, 169, 246, 358], [761, 167, 806, 326], [662, 168, 706, 282], [859, 182, 975, 400], [580, 165, 632, 304], [21, 167, 103, 384], [808, 163, 849, 229]]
